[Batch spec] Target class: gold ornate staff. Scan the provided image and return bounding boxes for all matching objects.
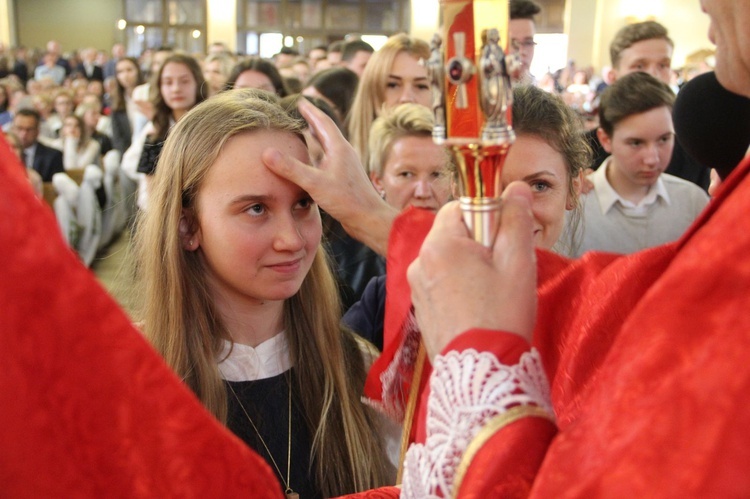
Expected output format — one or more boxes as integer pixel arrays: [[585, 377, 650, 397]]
[[427, 0, 515, 247]]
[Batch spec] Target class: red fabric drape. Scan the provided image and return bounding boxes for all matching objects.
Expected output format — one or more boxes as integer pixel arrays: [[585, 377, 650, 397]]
[[0, 135, 282, 498], [360, 154, 750, 497]]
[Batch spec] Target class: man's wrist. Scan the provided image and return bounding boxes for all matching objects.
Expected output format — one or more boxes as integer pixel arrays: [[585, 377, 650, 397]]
[[442, 328, 532, 365], [344, 199, 397, 256]]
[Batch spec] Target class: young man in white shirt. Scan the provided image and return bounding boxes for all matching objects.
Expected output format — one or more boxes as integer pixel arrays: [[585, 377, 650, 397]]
[[574, 72, 709, 257], [586, 21, 711, 190]]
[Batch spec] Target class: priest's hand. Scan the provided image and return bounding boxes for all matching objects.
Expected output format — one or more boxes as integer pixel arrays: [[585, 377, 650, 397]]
[[407, 182, 538, 361], [262, 98, 397, 256]]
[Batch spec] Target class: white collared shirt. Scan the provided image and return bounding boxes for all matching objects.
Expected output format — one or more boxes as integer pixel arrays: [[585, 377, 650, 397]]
[[23, 144, 37, 168], [573, 156, 709, 257], [590, 157, 671, 217], [218, 332, 291, 382]]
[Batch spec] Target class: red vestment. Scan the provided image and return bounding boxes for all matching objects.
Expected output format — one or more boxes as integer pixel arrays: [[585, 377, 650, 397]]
[[0, 136, 282, 497], [4, 119, 750, 496], [362, 154, 750, 497]]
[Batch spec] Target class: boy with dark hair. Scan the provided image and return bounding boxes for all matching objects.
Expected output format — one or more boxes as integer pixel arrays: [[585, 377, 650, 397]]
[[308, 44, 328, 71], [274, 46, 299, 68], [609, 20, 674, 84], [586, 20, 710, 190], [574, 72, 709, 257], [327, 40, 344, 65], [341, 39, 375, 77], [509, 0, 542, 85]]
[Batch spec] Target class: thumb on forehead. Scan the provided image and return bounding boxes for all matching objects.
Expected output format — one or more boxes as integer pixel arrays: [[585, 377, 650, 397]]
[[262, 147, 314, 190]]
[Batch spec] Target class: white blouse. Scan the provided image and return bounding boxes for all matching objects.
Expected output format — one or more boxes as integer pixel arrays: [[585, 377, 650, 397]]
[[217, 332, 291, 382]]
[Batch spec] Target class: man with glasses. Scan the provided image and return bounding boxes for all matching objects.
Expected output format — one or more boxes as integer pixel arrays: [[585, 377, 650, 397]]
[[509, 0, 541, 86], [11, 108, 63, 182]]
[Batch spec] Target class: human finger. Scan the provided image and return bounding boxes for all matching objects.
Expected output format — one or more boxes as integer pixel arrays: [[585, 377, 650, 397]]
[[297, 97, 347, 153], [262, 147, 319, 192], [492, 181, 537, 341], [424, 201, 471, 244], [494, 182, 535, 261]]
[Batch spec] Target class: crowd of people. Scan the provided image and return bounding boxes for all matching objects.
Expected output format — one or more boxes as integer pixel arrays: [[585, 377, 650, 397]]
[[3, 0, 750, 497]]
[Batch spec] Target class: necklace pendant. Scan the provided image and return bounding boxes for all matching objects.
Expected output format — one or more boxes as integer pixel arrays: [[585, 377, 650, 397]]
[[286, 492, 299, 499]]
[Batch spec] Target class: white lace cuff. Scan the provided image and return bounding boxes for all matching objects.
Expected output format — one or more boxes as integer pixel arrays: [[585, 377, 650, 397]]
[[364, 311, 421, 422], [401, 348, 553, 498]]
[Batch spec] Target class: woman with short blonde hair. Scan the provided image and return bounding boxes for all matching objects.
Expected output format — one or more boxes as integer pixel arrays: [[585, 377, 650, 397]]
[[367, 102, 440, 178]]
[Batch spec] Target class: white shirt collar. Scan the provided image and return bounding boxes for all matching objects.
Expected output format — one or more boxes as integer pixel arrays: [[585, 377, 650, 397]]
[[24, 144, 37, 166], [590, 157, 671, 214], [218, 332, 291, 382]]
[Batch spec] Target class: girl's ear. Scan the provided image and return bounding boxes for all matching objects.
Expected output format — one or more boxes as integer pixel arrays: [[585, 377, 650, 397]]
[[567, 169, 584, 210], [179, 210, 200, 251]]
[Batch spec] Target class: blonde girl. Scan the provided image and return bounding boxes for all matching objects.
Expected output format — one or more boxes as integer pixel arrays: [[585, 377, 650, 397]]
[[135, 88, 392, 498], [347, 34, 431, 171]]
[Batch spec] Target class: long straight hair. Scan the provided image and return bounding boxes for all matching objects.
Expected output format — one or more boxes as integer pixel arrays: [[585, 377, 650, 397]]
[[110, 57, 143, 112], [149, 54, 206, 142], [134, 88, 390, 495], [347, 33, 430, 170]]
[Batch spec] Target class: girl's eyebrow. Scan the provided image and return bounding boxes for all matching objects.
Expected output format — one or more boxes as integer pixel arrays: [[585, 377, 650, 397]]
[[229, 194, 273, 205], [387, 75, 429, 82], [521, 170, 558, 182]]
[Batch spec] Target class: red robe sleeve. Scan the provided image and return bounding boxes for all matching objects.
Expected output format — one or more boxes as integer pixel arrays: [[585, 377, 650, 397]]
[[529, 155, 750, 496], [363, 207, 435, 423], [362, 155, 750, 497], [402, 329, 557, 498], [0, 135, 283, 497]]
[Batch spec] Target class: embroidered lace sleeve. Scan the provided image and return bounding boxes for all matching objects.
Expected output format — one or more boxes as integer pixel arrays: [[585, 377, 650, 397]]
[[364, 312, 421, 422], [400, 347, 554, 498]]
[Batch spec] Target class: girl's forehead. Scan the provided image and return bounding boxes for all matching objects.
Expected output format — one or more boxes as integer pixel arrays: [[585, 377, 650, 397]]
[[162, 63, 192, 76]]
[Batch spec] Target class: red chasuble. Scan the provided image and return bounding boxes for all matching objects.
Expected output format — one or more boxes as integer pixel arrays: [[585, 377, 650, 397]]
[[0, 137, 282, 497], [362, 154, 750, 497]]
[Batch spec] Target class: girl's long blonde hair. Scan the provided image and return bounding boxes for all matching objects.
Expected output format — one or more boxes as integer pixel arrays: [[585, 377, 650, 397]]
[[134, 88, 390, 495], [347, 33, 430, 171]]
